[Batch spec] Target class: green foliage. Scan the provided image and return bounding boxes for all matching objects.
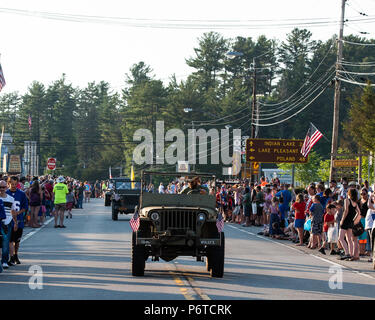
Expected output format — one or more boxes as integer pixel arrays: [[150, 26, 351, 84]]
[[344, 85, 375, 153], [277, 151, 323, 187], [1, 29, 374, 181]]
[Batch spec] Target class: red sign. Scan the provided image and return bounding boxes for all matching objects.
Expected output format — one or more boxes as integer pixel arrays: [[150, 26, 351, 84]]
[[47, 158, 56, 170]]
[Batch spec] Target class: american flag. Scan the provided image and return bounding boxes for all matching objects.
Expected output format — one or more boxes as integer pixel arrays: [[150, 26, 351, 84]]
[[130, 210, 140, 232], [216, 212, 224, 233], [301, 123, 323, 158], [28, 114, 32, 130], [0, 63, 6, 92]]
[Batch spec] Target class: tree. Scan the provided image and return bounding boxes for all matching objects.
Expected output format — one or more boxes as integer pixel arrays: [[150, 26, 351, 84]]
[[277, 151, 323, 186], [186, 32, 229, 92], [343, 84, 375, 153]]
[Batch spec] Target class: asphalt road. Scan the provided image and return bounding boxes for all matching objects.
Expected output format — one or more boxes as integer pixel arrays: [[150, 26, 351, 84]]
[[1, 198, 375, 300]]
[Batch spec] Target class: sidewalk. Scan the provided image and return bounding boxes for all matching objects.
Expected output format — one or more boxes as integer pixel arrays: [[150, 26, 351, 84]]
[[228, 222, 375, 276]]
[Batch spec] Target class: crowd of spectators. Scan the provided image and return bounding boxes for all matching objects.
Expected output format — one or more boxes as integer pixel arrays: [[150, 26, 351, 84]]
[[0, 174, 111, 274], [213, 176, 375, 266], [152, 174, 375, 267]]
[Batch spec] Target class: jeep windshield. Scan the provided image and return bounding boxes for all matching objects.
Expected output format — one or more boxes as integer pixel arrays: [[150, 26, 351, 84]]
[[115, 181, 141, 190]]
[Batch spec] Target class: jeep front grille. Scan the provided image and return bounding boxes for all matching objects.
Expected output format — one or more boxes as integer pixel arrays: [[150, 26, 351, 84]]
[[159, 210, 197, 231]]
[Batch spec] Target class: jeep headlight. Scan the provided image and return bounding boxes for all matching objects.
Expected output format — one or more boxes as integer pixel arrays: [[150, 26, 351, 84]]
[[150, 211, 160, 221], [197, 212, 206, 222]]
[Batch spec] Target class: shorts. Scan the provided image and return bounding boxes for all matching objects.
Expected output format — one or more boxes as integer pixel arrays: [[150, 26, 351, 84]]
[[54, 203, 66, 211], [312, 222, 323, 235], [256, 206, 263, 216], [66, 202, 74, 211], [10, 228, 23, 243], [244, 206, 251, 217], [294, 218, 305, 229]]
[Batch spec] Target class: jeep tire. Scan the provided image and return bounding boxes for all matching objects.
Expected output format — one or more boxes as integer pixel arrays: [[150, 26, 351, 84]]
[[132, 232, 146, 276], [112, 207, 118, 221], [208, 232, 225, 278]]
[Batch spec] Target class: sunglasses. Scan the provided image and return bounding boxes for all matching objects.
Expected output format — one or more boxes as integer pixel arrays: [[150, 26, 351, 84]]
[[0, 186, 6, 189]]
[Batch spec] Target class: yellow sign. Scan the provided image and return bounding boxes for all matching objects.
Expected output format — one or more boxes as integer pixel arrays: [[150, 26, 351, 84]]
[[246, 138, 307, 164], [333, 159, 358, 167]]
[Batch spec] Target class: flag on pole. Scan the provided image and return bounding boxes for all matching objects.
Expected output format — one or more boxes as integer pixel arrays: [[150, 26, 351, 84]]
[[301, 123, 323, 158], [109, 166, 112, 179], [216, 212, 224, 233], [0, 63, 6, 92], [129, 209, 140, 232], [28, 114, 32, 130]]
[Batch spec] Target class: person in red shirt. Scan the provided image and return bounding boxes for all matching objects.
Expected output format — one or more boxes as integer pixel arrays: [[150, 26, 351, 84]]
[[319, 203, 336, 255], [292, 193, 306, 246]]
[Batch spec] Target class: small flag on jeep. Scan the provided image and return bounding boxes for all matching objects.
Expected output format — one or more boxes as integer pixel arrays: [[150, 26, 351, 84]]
[[130, 210, 140, 232], [216, 212, 224, 233]]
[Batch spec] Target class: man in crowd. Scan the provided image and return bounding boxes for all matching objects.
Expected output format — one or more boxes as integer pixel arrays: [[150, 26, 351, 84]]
[[0, 179, 17, 269], [276, 184, 292, 230], [7, 176, 28, 265], [0, 190, 6, 273], [44, 179, 54, 217], [53, 176, 69, 228], [339, 177, 349, 200]]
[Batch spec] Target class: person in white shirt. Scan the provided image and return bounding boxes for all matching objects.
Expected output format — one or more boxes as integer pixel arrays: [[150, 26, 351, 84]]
[[366, 193, 375, 264], [158, 183, 164, 194], [0, 180, 17, 270]]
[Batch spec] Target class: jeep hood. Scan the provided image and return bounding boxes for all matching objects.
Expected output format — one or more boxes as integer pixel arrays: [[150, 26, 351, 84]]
[[141, 193, 215, 209]]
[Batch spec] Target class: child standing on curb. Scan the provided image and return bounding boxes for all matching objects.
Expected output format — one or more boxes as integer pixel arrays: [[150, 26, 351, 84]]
[[309, 195, 324, 250], [66, 188, 76, 219], [319, 203, 336, 255]]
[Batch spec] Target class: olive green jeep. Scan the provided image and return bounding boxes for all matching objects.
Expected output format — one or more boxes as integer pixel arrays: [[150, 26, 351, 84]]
[[131, 171, 224, 278]]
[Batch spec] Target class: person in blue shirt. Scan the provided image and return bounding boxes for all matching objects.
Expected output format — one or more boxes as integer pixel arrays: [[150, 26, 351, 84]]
[[276, 184, 292, 228], [0, 198, 6, 273], [7, 176, 29, 265]]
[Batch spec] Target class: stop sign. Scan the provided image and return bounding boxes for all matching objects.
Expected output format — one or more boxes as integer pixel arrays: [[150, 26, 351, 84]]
[[47, 158, 56, 170]]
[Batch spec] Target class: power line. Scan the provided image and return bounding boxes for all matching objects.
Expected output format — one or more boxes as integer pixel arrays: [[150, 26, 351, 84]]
[[258, 65, 335, 115], [252, 83, 330, 126], [258, 41, 335, 107], [2, 7, 375, 30]]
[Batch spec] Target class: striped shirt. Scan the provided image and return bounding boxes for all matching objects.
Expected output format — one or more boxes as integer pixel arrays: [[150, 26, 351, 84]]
[[0, 194, 17, 225]]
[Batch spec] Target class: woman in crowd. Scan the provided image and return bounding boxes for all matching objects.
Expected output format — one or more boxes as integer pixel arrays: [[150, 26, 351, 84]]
[[26, 179, 43, 228], [358, 188, 369, 256], [338, 188, 361, 261]]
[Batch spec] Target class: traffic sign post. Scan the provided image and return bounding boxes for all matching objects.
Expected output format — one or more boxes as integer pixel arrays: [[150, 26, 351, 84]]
[[246, 138, 308, 164], [47, 158, 56, 171]]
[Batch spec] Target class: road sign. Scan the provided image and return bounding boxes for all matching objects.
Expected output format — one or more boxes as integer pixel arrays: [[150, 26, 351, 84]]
[[246, 138, 308, 164], [177, 161, 189, 173], [333, 159, 358, 167], [47, 158, 56, 170]]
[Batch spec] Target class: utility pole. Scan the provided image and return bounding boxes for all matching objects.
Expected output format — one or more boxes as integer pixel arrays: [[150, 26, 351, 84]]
[[329, 0, 346, 182], [251, 58, 257, 139], [250, 58, 257, 182], [191, 120, 195, 172]]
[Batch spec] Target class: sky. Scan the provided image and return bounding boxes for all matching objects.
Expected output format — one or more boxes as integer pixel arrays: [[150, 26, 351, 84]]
[[1, 0, 375, 95]]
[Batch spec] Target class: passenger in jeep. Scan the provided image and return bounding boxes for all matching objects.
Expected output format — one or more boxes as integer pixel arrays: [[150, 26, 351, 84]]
[[180, 177, 208, 195]]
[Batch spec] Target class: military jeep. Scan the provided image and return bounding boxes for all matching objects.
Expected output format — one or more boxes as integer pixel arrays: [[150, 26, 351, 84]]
[[111, 177, 141, 220], [131, 171, 224, 278]]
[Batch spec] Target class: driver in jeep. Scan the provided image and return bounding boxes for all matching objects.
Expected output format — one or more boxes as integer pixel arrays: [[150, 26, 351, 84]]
[[180, 176, 209, 195]]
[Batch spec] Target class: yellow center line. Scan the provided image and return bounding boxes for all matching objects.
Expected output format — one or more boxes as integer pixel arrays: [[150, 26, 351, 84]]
[[187, 276, 211, 300], [169, 272, 196, 300]]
